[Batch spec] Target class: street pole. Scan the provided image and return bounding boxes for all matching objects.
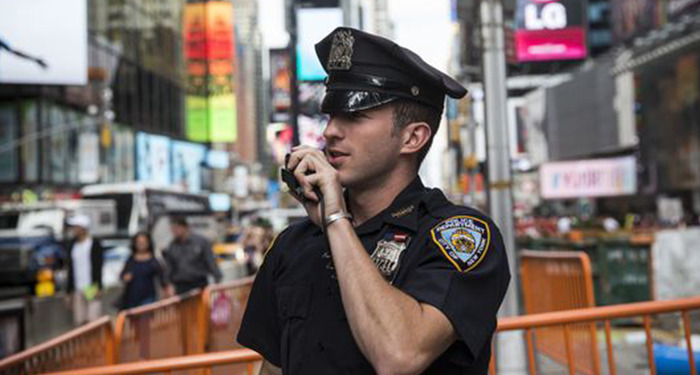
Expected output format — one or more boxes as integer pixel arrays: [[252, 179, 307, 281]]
[[480, 0, 526, 373], [287, 0, 301, 146]]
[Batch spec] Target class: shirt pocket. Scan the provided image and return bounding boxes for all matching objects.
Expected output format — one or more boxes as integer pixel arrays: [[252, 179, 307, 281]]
[[276, 285, 311, 374]]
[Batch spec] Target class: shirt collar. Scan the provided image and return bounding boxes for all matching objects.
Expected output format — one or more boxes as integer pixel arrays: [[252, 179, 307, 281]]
[[354, 177, 426, 235]]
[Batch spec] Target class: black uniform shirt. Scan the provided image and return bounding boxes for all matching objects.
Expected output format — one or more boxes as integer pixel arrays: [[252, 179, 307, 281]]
[[238, 177, 511, 374]]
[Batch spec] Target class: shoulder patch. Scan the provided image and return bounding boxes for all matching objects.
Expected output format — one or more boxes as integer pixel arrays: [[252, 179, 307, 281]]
[[430, 215, 491, 272]]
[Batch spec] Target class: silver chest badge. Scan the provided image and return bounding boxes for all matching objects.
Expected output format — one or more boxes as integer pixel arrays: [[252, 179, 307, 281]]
[[328, 30, 354, 70], [370, 233, 409, 280]]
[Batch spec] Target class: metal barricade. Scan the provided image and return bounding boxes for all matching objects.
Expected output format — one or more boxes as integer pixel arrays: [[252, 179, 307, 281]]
[[202, 277, 254, 375], [30, 296, 700, 375], [0, 316, 115, 375], [38, 349, 262, 375], [114, 290, 207, 367], [490, 296, 700, 375], [520, 250, 601, 375]]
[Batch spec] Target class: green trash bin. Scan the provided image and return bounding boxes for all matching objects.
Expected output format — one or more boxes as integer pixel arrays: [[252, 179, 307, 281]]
[[594, 237, 652, 306]]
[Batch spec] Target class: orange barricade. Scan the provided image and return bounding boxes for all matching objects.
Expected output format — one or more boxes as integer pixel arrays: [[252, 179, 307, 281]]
[[31, 296, 700, 375], [520, 250, 601, 375], [202, 277, 255, 375], [0, 316, 115, 375], [39, 349, 262, 375], [114, 290, 207, 369], [490, 296, 700, 375]]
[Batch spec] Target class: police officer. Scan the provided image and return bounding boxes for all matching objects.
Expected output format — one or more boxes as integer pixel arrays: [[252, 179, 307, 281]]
[[238, 27, 511, 375]]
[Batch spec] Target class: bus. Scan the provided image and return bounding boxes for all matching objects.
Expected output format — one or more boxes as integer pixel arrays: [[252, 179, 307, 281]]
[[80, 183, 219, 254]]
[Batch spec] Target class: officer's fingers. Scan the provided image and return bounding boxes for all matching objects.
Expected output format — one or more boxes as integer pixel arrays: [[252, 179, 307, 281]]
[[287, 146, 317, 170], [293, 159, 319, 201], [303, 173, 323, 202], [302, 152, 332, 172]]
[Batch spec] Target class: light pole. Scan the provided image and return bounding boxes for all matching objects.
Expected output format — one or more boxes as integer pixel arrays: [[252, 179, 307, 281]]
[[480, 0, 526, 373]]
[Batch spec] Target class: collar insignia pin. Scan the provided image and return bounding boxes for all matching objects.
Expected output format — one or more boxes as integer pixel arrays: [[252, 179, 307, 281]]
[[391, 205, 415, 218]]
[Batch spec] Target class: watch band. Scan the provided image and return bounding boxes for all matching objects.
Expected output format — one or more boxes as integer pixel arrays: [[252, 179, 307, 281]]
[[324, 211, 353, 227]]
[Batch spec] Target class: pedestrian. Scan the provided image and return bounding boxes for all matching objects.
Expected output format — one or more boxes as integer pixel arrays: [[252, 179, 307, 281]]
[[118, 231, 167, 309], [241, 220, 274, 275], [117, 231, 166, 359], [64, 214, 103, 326], [163, 216, 222, 295], [237, 27, 511, 375]]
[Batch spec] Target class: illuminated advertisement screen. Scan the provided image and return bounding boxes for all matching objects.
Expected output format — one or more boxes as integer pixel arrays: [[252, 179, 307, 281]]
[[136, 132, 171, 186], [0, 0, 87, 85], [540, 156, 637, 199], [296, 8, 343, 81], [514, 0, 587, 62], [184, 1, 237, 143], [270, 48, 292, 122], [171, 140, 207, 193]]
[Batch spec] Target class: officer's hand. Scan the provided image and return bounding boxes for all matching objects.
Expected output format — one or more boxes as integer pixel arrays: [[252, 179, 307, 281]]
[[286, 145, 346, 226]]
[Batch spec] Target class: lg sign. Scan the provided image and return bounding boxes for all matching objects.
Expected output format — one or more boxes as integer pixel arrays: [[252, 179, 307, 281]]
[[525, 1, 567, 30], [515, 0, 587, 62]]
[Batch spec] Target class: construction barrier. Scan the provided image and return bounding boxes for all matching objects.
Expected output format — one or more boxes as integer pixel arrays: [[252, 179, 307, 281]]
[[35, 296, 700, 375], [203, 277, 255, 375], [114, 290, 207, 366], [0, 316, 115, 375], [520, 250, 601, 375], [490, 295, 700, 375], [39, 349, 262, 375]]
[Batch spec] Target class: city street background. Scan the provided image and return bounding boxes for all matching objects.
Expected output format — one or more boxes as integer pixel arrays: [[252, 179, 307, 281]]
[[1, 0, 700, 374]]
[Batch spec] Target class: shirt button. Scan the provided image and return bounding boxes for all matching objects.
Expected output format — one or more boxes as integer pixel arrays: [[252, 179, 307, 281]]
[[317, 342, 325, 352]]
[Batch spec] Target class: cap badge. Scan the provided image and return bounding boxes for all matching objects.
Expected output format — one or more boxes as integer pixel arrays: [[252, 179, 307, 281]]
[[328, 30, 354, 70]]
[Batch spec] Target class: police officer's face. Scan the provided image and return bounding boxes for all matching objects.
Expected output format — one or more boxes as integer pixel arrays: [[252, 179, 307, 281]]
[[324, 105, 402, 187]]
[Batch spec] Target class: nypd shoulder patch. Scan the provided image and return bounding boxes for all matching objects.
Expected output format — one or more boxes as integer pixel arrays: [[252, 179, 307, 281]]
[[430, 215, 491, 272]]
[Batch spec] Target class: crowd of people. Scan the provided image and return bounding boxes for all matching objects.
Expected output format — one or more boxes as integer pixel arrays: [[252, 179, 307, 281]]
[[61, 213, 270, 327]]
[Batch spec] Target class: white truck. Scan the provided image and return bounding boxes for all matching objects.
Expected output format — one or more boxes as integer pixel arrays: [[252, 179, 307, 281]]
[[0, 200, 117, 294]]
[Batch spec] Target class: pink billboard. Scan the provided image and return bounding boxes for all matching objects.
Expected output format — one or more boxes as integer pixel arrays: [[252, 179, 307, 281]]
[[514, 0, 587, 62]]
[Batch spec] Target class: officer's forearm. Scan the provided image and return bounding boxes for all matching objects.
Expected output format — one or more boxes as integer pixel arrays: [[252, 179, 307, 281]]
[[326, 219, 453, 375]]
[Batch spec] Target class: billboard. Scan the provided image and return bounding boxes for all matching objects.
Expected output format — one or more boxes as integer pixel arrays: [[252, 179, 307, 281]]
[[0, 0, 87, 85], [171, 141, 207, 193], [136, 132, 171, 186], [296, 8, 343, 81], [540, 156, 637, 199], [610, 0, 657, 43], [298, 82, 328, 148], [184, 1, 237, 143], [513, 0, 587, 62], [270, 49, 292, 122]]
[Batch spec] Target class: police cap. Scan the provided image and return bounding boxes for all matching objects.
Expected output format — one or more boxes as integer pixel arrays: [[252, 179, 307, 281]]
[[315, 27, 467, 114]]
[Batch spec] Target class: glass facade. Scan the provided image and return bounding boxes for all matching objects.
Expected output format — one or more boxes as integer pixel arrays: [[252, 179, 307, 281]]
[[0, 0, 192, 191]]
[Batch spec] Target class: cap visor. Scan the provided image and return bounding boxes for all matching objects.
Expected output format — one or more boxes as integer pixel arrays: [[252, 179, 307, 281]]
[[321, 90, 399, 114]]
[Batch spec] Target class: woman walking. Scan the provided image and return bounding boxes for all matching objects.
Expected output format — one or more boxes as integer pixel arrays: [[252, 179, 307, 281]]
[[120, 232, 167, 308], [119, 232, 167, 359]]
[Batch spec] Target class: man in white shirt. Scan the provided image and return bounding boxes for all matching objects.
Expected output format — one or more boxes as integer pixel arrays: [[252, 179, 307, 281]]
[[65, 214, 103, 325]]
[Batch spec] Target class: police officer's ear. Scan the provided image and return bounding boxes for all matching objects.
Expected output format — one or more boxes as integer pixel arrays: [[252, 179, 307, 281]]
[[398, 121, 432, 157]]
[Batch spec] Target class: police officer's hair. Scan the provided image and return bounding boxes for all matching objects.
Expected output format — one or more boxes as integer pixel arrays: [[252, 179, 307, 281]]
[[391, 99, 442, 166]]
